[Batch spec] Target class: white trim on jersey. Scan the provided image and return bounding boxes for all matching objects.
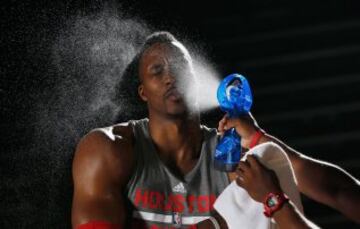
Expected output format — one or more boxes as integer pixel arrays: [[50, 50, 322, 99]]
[[133, 210, 209, 225]]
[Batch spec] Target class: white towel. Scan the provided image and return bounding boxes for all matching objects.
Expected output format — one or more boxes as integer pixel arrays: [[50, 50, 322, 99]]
[[213, 142, 303, 229]]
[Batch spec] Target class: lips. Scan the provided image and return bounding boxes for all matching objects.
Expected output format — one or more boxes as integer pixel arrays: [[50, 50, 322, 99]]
[[164, 86, 183, 100]]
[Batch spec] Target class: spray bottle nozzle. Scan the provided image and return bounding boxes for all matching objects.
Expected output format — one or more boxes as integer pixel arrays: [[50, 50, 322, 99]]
[[214, 73, 253, 172], [217, 73, 253, 117]]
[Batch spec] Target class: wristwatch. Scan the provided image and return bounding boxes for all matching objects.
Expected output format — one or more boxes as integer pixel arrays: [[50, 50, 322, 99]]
[[263, 192, 289, 217]]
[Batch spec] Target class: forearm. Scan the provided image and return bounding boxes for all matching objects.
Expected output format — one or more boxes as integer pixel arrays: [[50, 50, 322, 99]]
[[273, 201, 319, 229], [259, 133, 360, 222]]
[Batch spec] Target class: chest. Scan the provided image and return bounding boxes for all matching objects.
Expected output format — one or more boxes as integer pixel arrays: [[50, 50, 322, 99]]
[[126, 156, 229, 228]]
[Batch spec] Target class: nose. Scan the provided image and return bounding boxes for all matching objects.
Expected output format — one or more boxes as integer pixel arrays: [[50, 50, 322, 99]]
[[164, 71, 176, 86]]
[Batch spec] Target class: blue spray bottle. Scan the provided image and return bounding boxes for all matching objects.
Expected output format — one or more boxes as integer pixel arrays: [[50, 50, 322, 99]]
[[214, 73, 253, 172]]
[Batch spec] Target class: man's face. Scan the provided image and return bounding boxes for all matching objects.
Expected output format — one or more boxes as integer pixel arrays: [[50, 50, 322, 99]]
[[138, 42, 196, 117]]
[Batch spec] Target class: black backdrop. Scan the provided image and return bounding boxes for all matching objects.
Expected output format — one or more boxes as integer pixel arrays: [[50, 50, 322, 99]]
[[2, 0, 360, 228]]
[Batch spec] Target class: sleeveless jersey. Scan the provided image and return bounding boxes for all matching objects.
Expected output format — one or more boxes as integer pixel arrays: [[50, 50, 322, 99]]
[[126, 119, 230, 229]]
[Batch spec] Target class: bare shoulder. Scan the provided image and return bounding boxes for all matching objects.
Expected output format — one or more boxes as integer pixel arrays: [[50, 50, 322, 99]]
[[73, 122, 135, 186], [80, 121, 134, 148], [72, 123, 135, 226]]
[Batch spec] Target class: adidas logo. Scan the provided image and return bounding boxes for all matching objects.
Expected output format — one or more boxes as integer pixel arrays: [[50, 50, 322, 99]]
[[172, 182, 187, 193]]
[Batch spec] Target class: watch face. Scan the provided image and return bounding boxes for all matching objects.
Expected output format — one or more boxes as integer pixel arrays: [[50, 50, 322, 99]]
[[267, 196, 279, 207], [264, 193, 289, 217]]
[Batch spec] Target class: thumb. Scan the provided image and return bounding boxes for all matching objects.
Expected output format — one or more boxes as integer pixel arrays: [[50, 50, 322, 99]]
[[223, 117, 240, 130]]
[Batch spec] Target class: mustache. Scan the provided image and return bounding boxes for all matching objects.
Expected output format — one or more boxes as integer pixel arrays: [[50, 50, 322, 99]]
[[164, 85, 182, 98]]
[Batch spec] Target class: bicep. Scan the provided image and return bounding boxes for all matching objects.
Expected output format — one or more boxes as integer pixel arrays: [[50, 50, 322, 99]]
[[292, 155, 355, 199], [261, 134, 343, 200], [261, 134, 360, 222], [290, 153, 360, 221], [72, 189, 126, 227], [71, 131, 133, 228]]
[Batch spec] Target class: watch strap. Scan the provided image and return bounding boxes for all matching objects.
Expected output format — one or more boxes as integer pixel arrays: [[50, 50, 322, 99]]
[[263, 192, 289, 217]]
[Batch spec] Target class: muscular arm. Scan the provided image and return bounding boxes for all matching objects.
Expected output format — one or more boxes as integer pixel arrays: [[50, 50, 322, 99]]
[[259, 134, 360, 223], [272, 201, 320, 229], [219, 114, 360, 223], [72, 127, 134, 228], [236, 155, 319, 229]]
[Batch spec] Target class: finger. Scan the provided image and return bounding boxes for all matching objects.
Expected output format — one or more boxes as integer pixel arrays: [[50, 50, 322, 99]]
[[246, 155, 261, 171], [217, 115, 228, 132], [235, 166, 245, 177], [218, 120, 225, 132], [248, 155, 272, 173], [236, 175, 245, 188], [238, 161, 251, 174], [222, 118, 237, 131]]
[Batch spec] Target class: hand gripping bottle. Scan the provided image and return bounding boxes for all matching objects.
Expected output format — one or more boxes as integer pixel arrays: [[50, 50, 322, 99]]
[[214, 73, 253, 172]]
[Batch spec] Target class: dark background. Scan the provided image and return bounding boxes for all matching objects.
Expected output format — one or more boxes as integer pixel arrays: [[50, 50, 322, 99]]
[[2, 0, 360, 228]]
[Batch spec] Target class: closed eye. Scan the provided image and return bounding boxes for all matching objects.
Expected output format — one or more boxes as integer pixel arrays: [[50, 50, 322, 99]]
[[150, 64, 164, 75]]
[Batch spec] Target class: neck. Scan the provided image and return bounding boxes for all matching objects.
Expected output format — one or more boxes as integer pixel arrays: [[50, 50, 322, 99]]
[[148, 112, 202, 162]]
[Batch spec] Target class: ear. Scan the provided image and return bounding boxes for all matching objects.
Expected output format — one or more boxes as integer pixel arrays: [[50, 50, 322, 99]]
[[138, 84, 148, 102]]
